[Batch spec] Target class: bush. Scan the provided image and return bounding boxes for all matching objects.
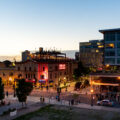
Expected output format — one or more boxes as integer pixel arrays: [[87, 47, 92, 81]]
[[74, 82, 81, 90]]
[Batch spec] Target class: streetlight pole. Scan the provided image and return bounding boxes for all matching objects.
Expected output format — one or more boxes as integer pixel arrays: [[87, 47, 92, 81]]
[[57, 79, 61, 101], [90, 89, 94, 106]]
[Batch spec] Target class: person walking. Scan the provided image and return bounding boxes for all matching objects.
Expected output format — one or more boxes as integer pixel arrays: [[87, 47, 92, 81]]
[[6, 91, 8, 97], [40, 96, 42, 103]]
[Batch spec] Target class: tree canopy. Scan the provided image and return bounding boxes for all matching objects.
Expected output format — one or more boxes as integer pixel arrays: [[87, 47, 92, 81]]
[[3, 60, 11, 67], [0, 77, 4, 102], [73, 61, 90, 81], [16, 79, 33, 106]]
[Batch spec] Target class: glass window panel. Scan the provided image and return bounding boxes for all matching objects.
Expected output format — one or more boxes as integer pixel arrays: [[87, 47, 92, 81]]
[[117, 58, 120, 64], [105, 58, 115, 64]]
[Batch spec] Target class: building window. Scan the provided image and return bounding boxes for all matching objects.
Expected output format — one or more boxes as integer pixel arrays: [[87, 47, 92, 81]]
[[18, 67, 20, 71], [34, 74, 36, 78], [105, 43, 115, 48], [105, 58, 115, 64], [104, 32, 115, 41], [60, 72, 62, 75], [28, 74, 30, 78], [117, 32, 120, 40], [55, 73, 57, 78], [50, 73, 52, 79], [64, 72, 66, 75], [41, 75, 44, 79], [117, 58, 120, 64], [55, 66, 58, 71], [29, 67, 31, 71], [105, 51, 115, 56], [118, 50, 120, 56], [26, 74, 27, 78], [25, 67, 27, 71], [117, 43, 120, 48], [43, 67, 45, 71]]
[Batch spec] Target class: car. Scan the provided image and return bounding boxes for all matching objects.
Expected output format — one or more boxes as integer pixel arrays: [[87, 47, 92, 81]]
[[97, 99, 114, 106]]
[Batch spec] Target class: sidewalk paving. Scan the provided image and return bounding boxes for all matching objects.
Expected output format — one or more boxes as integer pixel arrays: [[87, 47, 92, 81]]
[[0, 102, 46, 120], [74, 103, 120, 112], [1, 96, 120, 120]]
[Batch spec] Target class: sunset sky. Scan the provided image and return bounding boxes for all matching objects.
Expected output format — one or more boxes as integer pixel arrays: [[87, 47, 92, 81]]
[[0, 0, 120, 55]]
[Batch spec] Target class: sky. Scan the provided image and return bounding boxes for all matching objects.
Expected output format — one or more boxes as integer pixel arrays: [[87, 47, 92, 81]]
[[0, 0, 120, 55]]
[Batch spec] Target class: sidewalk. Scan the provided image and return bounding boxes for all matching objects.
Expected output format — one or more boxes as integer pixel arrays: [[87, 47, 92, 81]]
[[45, 97, 120, 112], [0, 102, 46, 120], [1, 96, 120, 120], [74, 103, 120, 112]]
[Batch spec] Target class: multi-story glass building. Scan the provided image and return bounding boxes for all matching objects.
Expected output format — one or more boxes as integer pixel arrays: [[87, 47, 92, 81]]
[[79, 40, 104, 68], [99, 28, 120, 65]]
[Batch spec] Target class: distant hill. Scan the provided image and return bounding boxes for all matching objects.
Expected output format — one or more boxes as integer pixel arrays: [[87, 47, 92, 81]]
[[0, 56, 21, 62], [62, 50, 78, 59]]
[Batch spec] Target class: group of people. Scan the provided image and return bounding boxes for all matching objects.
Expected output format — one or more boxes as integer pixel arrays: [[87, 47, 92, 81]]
[[40, 96, 45, 103]]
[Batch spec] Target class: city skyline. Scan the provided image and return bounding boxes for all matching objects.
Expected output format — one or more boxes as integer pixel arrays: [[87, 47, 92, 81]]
[[0, 0, 120, 55]]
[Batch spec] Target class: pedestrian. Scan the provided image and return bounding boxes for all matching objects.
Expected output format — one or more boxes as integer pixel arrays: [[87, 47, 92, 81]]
[[40, 96, 42, 103], [42, 97, 45, 103], [6, 91, 8, 97], [56, 95, 58, 100], [71, 99, 74, 105]]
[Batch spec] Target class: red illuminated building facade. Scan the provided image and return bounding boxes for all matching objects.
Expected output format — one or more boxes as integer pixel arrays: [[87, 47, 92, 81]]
[[16, 47, 77, 87], [16, 59, 77, 87]]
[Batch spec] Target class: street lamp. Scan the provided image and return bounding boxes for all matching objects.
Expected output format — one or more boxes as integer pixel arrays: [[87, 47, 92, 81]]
[[106, 64, 110, 68], [64, 77, 67, 92], [90, 89, 94, 106], [57, 79, 61, 101]]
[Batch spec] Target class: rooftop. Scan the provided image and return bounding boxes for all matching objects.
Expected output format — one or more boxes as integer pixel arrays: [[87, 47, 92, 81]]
[[99, 28, 120, 33]]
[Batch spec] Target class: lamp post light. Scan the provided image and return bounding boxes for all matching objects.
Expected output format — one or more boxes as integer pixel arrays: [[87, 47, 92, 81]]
[[90, 89, 94, 106], [57, 79, 61, 101], [117, 77, 120, 80], [106, 64, 110, 68], [64, 77, 67, 92]]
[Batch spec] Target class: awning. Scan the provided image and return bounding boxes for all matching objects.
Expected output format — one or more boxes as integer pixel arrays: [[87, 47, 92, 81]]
[[26, 79, 35, 83], [39, 80, 46, 83]]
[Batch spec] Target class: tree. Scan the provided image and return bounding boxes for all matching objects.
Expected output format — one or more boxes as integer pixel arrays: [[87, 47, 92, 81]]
[[73, 61, 90, 90], [3, 60, 11, 67], [73, 61, 90, 81], [16, 79, 33, 107], [0, 77, 5, 103], [83, 79, 90, 87], [74, 82, 82, 90]]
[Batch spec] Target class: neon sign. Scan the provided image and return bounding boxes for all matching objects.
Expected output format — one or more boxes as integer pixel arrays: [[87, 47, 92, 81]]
[[59, 64, 66, 70]]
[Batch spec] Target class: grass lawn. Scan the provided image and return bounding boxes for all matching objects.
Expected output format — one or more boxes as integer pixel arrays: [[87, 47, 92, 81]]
[[13, 105, 120, 120]]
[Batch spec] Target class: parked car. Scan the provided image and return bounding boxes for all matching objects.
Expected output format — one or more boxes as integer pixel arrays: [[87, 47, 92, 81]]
[[97, 99, 114, 106]]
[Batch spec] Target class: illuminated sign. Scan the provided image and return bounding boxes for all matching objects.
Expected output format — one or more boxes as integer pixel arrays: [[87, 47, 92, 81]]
[[59, 64, 66, 70]]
